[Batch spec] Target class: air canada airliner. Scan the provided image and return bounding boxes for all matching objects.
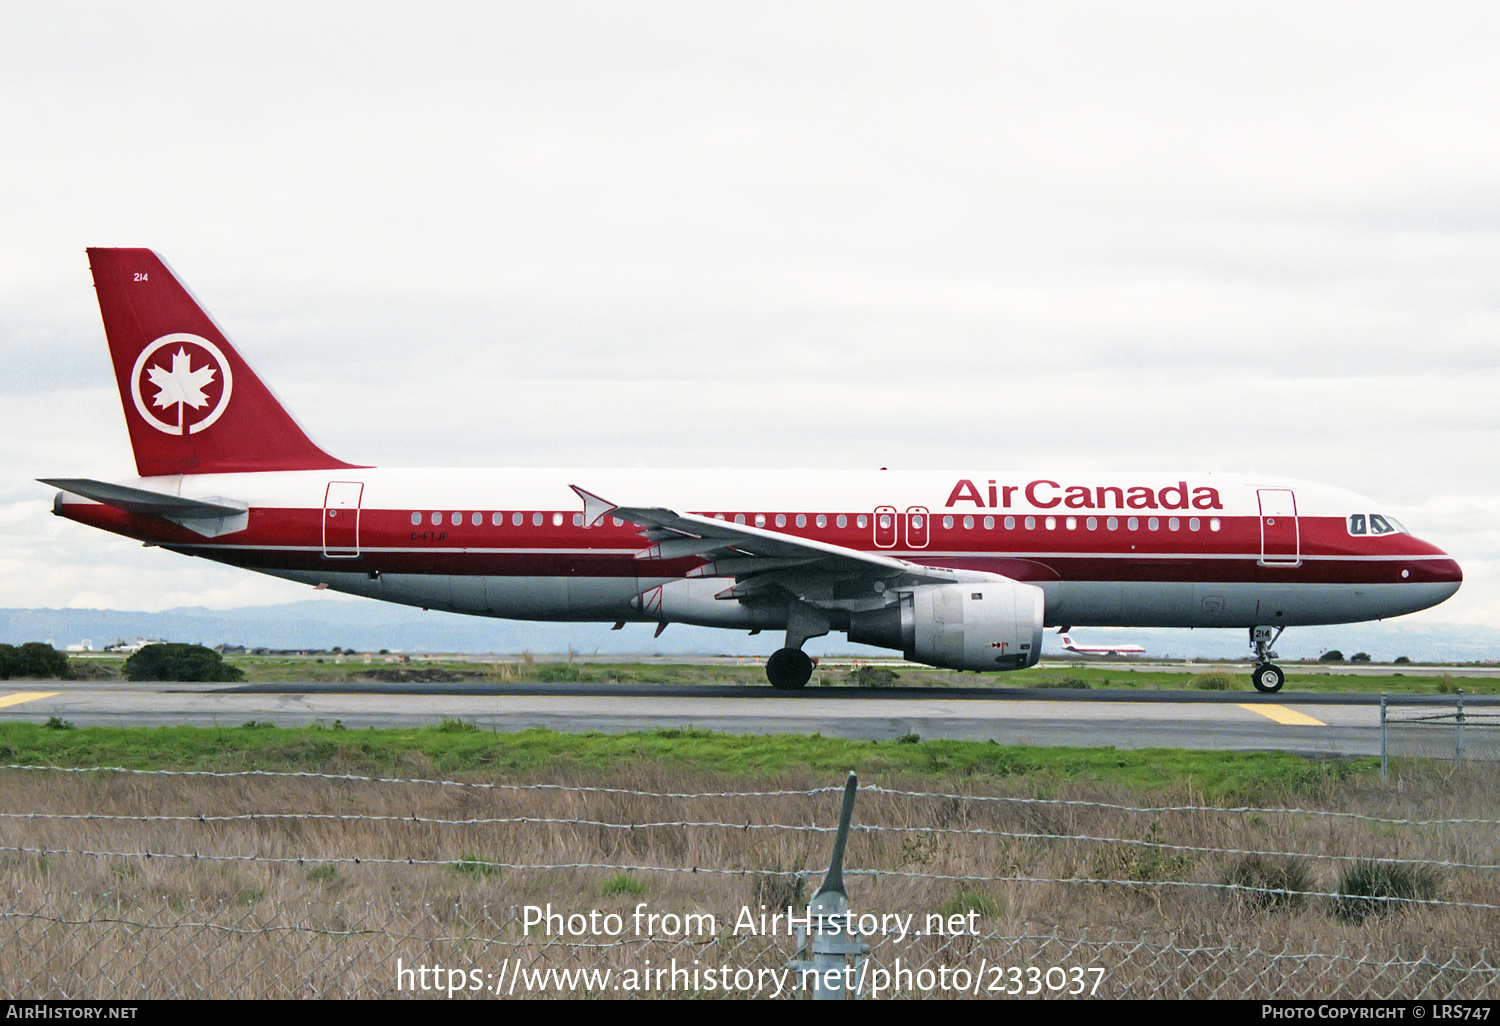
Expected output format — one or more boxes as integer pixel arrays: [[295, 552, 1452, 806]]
[[43, 249, 1463, 694]]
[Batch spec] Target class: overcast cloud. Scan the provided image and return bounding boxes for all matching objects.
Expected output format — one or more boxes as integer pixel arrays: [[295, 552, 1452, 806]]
[[2, 2, 1496, 630]]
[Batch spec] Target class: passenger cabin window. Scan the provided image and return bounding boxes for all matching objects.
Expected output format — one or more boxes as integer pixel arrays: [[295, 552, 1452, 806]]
[[816, 514, 827, 528], [410, 512, 421, 526]]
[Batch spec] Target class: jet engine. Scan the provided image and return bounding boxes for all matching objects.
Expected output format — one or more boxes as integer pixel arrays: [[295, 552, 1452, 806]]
[[847, 581, 1045, 671]]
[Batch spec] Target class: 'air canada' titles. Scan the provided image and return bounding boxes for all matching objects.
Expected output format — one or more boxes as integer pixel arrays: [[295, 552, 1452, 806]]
[[944, 479, 1224, 511]]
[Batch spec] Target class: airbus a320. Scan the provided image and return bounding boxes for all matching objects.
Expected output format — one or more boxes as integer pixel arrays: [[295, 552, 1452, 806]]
[[43, 250, 1463, 694]]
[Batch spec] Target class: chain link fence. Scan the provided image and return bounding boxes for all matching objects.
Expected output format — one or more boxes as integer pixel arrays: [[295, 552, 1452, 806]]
[[3, 764, 1499, 998], [1382, 694, 1500, 773]]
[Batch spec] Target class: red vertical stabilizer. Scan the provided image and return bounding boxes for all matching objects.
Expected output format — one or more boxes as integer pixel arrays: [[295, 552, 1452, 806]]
[[86, 248, 357, 477]]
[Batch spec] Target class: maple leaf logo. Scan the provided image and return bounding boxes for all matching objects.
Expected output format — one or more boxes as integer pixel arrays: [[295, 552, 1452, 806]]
[[146, 348, 218, 428], [129, 334, 234, 436]]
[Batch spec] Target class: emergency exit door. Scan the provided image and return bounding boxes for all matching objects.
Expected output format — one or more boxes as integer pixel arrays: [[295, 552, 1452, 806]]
[[1257, 488, 1300, 567]]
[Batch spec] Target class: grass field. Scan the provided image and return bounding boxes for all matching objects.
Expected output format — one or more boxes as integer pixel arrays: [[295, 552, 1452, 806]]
[[4, 660, 1498, 998], [0, 720, 1377, 799], [2, 721, 1495, 998], [53, 651, 1500, 695]]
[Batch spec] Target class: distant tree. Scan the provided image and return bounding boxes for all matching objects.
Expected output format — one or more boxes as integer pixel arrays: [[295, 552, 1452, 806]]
[[1318, 650, 1345, 663], [0, 643, 71, 679], [1350, 652, 1372, 663], [1394, 656, 1411, 665], [124, 643, 244, 682]]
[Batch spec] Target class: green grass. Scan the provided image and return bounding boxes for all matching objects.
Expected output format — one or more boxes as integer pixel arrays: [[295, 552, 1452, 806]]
[[41, 653, 1500, 694], [0, 721, 1374, 800]]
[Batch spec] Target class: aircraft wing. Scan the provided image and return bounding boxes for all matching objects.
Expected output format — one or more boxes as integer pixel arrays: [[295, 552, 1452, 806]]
[[42, 478, 250, 538], [571, 485, 1006, 601]]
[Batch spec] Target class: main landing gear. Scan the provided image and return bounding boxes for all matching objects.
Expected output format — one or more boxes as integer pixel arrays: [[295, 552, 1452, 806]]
[[767, 648, 814, 690], [765, 601, 830, 691], [1251, 626, 1286, 694]]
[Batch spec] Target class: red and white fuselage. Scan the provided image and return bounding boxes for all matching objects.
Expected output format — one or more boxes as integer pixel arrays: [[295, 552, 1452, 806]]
[[54, 466, 1461, 631]]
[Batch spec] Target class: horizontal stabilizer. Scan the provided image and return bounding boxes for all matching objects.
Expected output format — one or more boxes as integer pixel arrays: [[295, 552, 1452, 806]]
[[41, 478, 249, 538]]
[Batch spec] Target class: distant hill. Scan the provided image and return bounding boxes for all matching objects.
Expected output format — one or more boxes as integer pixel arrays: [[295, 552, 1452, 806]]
[[1, 601, 1496, 663]]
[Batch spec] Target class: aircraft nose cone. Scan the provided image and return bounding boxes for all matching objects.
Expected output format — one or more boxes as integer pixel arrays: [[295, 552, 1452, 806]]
[[1433, 555, 1463, 586]]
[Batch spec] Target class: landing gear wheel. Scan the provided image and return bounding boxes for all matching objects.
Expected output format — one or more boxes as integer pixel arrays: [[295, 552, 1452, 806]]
[[1252, 664, 1285, 694], [766, 648, 813, 690]]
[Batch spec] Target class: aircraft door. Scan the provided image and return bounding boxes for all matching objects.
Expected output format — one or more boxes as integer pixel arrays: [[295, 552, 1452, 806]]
[[874, 506, 898, 548], [323, 481, 364, 558], [1257, 488, 1300, 567], [906, 506, 929, 548]]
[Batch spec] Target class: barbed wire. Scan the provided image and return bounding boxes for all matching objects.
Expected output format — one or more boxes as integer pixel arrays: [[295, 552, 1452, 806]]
[[6, 764, 1500, 827], [0, 764, 839, 799], [6, 811, 1500, 873], [3, 843, 1497, 913]]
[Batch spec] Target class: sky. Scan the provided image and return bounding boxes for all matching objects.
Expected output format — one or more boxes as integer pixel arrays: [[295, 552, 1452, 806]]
[[2, 2, 1497, 629]]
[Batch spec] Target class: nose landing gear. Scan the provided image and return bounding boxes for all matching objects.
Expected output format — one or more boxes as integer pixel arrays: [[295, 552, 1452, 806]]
[[1250, 625, 1286, 694]]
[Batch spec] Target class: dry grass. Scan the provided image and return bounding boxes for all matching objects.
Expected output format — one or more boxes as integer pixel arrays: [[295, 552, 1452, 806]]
[[3, 762, 1500, 999]]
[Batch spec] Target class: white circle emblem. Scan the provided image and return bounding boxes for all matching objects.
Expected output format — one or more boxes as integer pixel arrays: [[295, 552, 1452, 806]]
[[130, 333, 234, 436]]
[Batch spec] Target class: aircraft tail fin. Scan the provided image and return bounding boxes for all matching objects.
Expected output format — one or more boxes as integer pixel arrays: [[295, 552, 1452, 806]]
[[86, 248, 356, 477]]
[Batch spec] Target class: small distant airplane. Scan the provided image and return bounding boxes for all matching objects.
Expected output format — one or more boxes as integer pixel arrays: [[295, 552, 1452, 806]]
[[1058, 634, 1145, 657]]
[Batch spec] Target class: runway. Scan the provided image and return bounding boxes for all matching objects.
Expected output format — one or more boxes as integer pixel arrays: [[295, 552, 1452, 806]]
[[4, 681, 1494, 757]]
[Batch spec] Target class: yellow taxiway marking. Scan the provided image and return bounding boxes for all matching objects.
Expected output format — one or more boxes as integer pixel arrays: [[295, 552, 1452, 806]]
[[0, 692, 59, 709], [1238, 703, 1326, 726]]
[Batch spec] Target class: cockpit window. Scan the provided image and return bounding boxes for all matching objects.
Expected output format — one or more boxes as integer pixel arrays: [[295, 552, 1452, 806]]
[[1349, 513, 1406, 536]]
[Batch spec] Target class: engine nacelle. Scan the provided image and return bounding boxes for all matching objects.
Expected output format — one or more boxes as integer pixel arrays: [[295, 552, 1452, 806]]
[[847, 581, 1045, 671]]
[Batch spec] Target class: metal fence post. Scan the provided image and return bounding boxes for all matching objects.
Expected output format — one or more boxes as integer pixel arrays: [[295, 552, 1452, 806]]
[[1380, 694, 1387, 783], [1456, 689, 1465, 768], [790, 771, 868, 999]]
